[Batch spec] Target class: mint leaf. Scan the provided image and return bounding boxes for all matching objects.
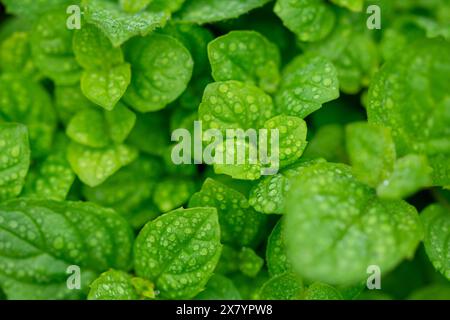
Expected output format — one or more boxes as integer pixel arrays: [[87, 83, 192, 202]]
[[176, 0, 271, 24], [258, 273, 303, 300], [208, 31, 281, 93], [0, 32, 36, 76], [275, 54, 339, 118], [189, 178, 269, 248], [67, 109, 111, 148], [285, 162, 423, 285], [367, 38, 450, 186], [0, 199, 133, 299], [120, 0, 153, 14], [0, 123, 30, 201], [346, 122, 397, 187], [2, 0, 74, 20], [134, 207, 222, 299], [54, 85, 97, 125], [303, 124, 347, 162], [199, 80, 274, 132], [83, 0, 169, 47], [67, 142, 138, 187], [124, 34, 193, 112], [331, 0, 364, 12], [238, 247, 264, 278], [274, 0, 335, 42], [421, 204, 450, 280]]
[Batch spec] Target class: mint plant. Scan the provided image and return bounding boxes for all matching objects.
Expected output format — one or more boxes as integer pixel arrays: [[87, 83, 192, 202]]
[[0, 0, 449, 301]]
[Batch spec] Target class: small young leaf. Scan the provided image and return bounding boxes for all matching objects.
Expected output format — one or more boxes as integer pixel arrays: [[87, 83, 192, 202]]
[[134, 207, 222, 299], [199, 80, 274, 132], [258, 273, 303, 300], [88, 270, 140, 300], [81, 64, 131, 111], [0, 123, 30, 201], [189, 178, 269, 248], [54, 85, 97, 125], [302, 282, 343, 300], [421, 204, 450, 280], [67, 142, 138, 187], [285, 162, 423, 285], [124, 34, 193, 112], [274, 0, 335, 42], [153, 177, 197, 213], [208, 31, 281, 93], [275, 54, 339, 118], [346, 122, 396, 187], [67, 109, 110, 148], [176, 0, 271, 24], [238, 247, 264, 278], [83, 0, 169, 47], [104, 103, 137, 144]]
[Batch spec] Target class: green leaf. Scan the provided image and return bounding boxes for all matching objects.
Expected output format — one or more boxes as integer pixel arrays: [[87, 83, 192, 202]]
[[22, 135, 75, 201], [73, 23, 124, 70], [238, 247, 264, 278], [88, 269, 156, 300], [258, 273, 303, 300], [301, 282, 343, 300], [0, 199, 134, 299], [285, 162, 423, 285], [161, 22, 213, 78], [120, 0, 153, 13], [104, 103, 137, 144], [195, 274, 241, 300], [134, 207, 222, 299], [367, 38, 450, 186], [274, 0, 335, 42], [67, 142, 138, 187], [83, 155, 163, 221], [331, 0, 363, 12], [176, 0, 271, 24], [208, 31, 281, 93], [83, 0, 169, 47], [345, 122, 396, 187], [0, 32, 36, 76], [81, 64, 131, 111], [275, 54, 339, 118], [189, 178, 269, 248], [421, 204, 450, 280], [124, 34, 193, 112], [67, 109, 110, 148], [266, 220, 291, 276], [54, 85, 97, 125], [199, 80, 274, 132], [30, 9, 81, 85], [377, 155, 433, 199], [0, 73, 56, 157], [249, 159, 326, 214], [153, 177, 197, 213], [88, 269, 140, 300], [0, 123, 30, 201], [264, 115, 308, 167]]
